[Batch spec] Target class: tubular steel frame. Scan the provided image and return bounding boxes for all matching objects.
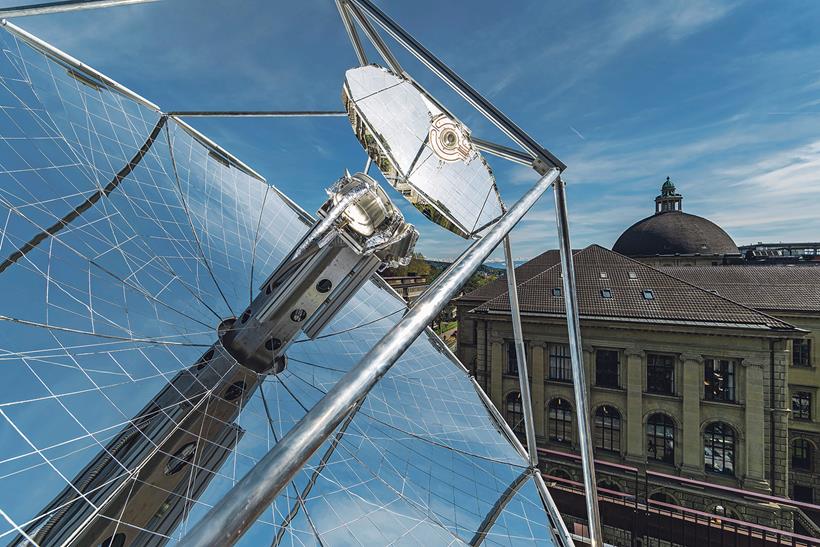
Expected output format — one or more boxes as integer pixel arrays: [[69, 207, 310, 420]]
[[1, 1, 600, 545], [176, 168, 562, 547], [338, 1, 599, 544]]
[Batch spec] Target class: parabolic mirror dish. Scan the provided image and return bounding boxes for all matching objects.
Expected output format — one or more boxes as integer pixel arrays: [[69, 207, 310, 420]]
[[343, 65, 504, 239], [0, 22, 559, 547]]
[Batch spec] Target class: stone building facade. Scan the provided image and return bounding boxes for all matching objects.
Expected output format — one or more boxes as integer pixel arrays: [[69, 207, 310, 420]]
[[663, 265, 820, 511], [456, 245, 812, 535]]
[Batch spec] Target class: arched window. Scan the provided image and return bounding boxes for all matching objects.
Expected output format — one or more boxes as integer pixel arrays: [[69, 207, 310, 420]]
[[505, 392, 523, 434], [647, 414, 675, 464], [649, 491, 676, 506], [704, 422, 735, 475], [598, 479, 621, 493], [550, 468, 572, 482], [548, 399, 572, 444], [792, 439, 813, 471], [594, 406, 621, 452]]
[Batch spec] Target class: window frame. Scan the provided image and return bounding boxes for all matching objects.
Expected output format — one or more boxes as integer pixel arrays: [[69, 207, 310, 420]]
[[792, 438, 813, 471], [594, 405, 621, 453], [793, 338, 811, 368], [505, 392, 524, 434], [595, 349, 620, 389], [704, 358, 736, 403], [792, 391, 812, 421], [703, 422, 735, 476], [793, 484, 814, 504], [548, 398, 572, 444], [646, 353, 676, 395], [505, 340, 518, 376], [548, 343, 572, 382], [646, 413, 675, 465]]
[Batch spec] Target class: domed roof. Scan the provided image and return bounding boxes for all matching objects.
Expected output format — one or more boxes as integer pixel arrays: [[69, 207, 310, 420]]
[[612, 178, 739, 257], [613, 211, 739, 256]]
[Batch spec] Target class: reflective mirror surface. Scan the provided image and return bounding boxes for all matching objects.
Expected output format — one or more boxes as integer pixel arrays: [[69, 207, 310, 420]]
[[0, 26, 556, 546], [343, 65, 504, 239]]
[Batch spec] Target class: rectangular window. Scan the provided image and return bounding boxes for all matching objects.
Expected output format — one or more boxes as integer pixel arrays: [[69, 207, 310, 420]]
[[596, 350, 620, 388], [506, 341, 518, 376], [794, 484, 814, 504], [793, 391, 812, 420], [647, 354, 675, 395], [793, 339, 811, 368], [704, 359, 736, 402], [548, 343, 572, 382]]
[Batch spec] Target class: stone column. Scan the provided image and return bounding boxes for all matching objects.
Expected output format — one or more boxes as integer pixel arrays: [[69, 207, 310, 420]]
[[625, 349, 644, 463], [742, 359, 769, 492], [681, 353, 704, 475], [582, 344, 595, 390], [768, 341, 791, 496], [475, 320, 487, 390], [532, 343, 546, 438], [490, 340, 503, 411]]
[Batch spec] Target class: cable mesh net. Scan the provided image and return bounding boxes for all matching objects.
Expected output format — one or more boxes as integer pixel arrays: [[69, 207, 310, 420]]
[[0, 26, 557, 546]]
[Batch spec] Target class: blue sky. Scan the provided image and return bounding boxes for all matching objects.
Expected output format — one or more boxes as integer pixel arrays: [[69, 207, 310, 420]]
[[3, 0, 820, 262]]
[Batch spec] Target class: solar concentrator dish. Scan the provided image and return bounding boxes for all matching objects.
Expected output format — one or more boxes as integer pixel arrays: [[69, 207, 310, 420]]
[[344, 65, 504, 239], [0, 24, 558, 546]]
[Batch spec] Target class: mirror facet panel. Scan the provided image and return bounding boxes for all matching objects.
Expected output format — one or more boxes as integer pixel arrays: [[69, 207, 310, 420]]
[[343, 65, 504, 239], [0, 26, 557, 546]]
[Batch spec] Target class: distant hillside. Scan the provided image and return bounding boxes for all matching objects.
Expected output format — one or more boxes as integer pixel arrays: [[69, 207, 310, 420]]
[[379, 254, 501, 295], [427, 260, 504, 275]]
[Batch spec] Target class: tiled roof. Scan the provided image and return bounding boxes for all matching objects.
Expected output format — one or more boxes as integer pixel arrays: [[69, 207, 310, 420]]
[[660, 265, 820, 313], [458, 249, 562, 302], [472, 245, 796, 331]]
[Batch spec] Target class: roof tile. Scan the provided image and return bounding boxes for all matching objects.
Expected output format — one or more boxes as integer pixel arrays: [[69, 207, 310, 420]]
[[660, 265, 820, 312], [473, 245, 796, 331]]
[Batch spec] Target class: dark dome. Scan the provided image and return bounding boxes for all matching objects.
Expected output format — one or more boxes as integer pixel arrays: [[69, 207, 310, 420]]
[[613, 211, 739, 257]]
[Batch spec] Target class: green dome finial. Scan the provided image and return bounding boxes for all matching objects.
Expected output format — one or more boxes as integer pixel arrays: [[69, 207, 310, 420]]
[[661, 176, 676, 196]]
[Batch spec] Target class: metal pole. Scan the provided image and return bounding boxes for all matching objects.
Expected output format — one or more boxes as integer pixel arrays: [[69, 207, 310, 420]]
[[0, 0, 156, 18], [502, 235, 538, 467], [553, 176, 602, 546], [473, 137, 534, 167], [166, 111, 347, 118], [342, 0, 403, 75], [335, 0, 368, 66], [533, 470, 574, 547], [1, 19, 160, 111], [177, 168, 559, 547], [348, 0, 565, 171]]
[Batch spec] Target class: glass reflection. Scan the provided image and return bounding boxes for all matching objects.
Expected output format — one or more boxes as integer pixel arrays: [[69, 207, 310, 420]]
[[0, 26, 555, 546], [343, 65, 504, 239]]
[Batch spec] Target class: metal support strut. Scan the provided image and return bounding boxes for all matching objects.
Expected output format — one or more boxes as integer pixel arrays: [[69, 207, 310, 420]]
[[554, 176, 602, 547], [0, 0, 157, 18], [502, 235, 538, 467], [177, 167, 560, 547]]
